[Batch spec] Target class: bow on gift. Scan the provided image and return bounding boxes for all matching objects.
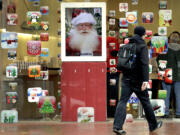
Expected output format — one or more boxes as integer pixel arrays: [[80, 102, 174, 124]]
[[2, 39, 17, 44]]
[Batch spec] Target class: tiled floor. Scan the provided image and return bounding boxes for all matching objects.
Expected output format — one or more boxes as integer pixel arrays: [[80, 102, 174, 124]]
[[0, 119, 180, 135]]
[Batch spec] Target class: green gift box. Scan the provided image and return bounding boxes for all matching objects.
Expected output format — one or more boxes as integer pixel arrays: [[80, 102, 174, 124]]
[[158, 90, 167, 99]]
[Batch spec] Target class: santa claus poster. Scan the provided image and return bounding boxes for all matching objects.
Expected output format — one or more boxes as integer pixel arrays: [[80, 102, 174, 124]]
[[61, 2, 106, 61], [142, 12, 153, 24]]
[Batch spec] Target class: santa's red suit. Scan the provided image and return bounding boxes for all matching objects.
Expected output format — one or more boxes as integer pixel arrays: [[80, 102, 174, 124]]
[[66, 36, 102, 56]]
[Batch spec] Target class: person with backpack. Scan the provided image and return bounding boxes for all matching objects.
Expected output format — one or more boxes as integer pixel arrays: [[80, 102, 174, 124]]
[[113, 26, 162, 135]]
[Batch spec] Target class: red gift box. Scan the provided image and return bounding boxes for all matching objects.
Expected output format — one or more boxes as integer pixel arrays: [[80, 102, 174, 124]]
[[40, 33, 49, 41]]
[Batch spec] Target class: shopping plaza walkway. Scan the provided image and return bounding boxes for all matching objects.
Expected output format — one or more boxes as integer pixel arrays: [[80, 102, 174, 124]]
[[0, 119, 180, 135]]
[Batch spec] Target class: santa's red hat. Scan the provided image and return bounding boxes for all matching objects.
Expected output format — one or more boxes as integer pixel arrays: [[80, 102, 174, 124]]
[[71, 12, 96, 26]]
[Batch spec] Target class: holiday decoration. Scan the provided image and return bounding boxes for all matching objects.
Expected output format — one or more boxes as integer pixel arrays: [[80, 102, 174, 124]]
[[40, 48, 49, 57], [35, 71, 48, 80], [119, 3, 128, 12], [42, 90, 48, 96], [109, 18, 115, 25], [159, 10, 172, 27], [9, 82, 17, 90], [128, 92, 139, 104], [38, 96, 56, 114], [145, 30, 152, 39], [158, 60, 167, 80], [109, 43, 116, 50], [28, 65, 41, 78], [109, 67, 117, 73], [40, 6, 49, 15], [147, 80, 152, 89], [109, 31, 116, 37], [109, 10, 115, 17], [132, 0, 138, 5], [164, 68, 173, 84], [159, 1, 167, 9], [7, 4, 16, 13], [8, 49, 16, 60], [151, 36, 168, 54], [119, 18, 128, 27], [110, 79, 116, 86], [6, 66, 18, 78], [109, 59, 116, 66], [40, 33, 49, 41], [150, 99, 165, 116], [27, 87, 42, 102], [7, 14, 18, 25], [119, 29, 128, 38], [1, 110, 18, 123], [158, 27, 167, 36], [126, 12, 137, 24], [41, 21, 49, 31], [27, 41, 41, 55], [158, 90, 167, 99], [142, 12, 153, 23], [110, 99, 116, 106], [77, 107, 94, 123], [27, 11, 41, 25], [6, 92, 18, 104], [1, 32, 18, 49]]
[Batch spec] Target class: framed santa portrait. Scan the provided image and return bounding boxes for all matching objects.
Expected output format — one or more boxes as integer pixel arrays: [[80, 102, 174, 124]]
[[61, 2, 106, 61]]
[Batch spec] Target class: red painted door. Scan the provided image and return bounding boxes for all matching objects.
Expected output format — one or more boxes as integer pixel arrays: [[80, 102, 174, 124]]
[[61, 62, 106, 121]]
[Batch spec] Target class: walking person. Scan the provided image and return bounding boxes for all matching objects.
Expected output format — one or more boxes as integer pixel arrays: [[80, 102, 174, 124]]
[[113, 26, 163, 135]]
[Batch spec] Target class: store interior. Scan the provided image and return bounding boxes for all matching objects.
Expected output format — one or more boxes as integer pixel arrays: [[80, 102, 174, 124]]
[[0, 0, 180, 123]]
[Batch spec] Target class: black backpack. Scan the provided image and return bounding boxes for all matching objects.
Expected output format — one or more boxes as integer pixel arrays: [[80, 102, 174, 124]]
[[117, 43, 137, 70]]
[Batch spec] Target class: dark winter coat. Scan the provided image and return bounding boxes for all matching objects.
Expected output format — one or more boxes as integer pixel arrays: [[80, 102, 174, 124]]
[[122, 34, 149, 83], [167, 43, 180, 81]]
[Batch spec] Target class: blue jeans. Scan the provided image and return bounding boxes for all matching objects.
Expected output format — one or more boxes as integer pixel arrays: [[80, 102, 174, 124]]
[[163, 81, 180, 115], [113, 78, 157, 131], [162, 81, 171, 115]]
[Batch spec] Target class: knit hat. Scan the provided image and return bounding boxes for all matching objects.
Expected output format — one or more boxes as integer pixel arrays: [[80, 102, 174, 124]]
[[134, 26, 146, 36], [71, 12, 96, 26]]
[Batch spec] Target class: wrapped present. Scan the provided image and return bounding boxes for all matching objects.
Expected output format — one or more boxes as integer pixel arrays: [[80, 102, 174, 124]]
[[40, 33, 49, 41], [27, 41, 41, 55], [6, 92, 18, 104]]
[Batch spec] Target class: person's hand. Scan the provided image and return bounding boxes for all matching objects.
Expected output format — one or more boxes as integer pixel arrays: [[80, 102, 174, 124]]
[[141, 82, 148, 91]]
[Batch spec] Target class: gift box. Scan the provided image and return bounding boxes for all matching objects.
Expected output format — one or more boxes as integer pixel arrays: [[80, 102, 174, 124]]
[[40, 33, 49, 41], [6, 92, 18, 104], [27, 41, 41, 55]]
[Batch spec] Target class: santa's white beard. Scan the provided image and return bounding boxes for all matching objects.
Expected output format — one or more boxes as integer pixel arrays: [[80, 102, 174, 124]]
[[69, 28, 99, 54]]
